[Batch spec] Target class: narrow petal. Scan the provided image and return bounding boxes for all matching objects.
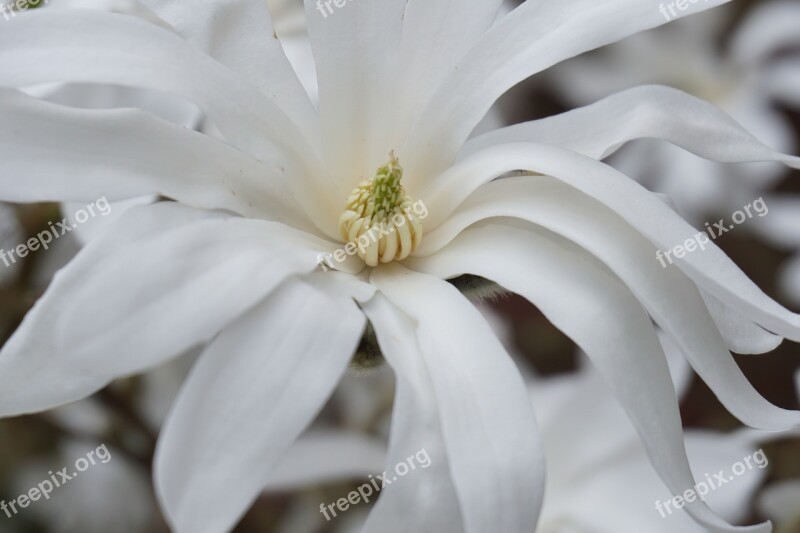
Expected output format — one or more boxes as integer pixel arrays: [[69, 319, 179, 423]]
[[699, 291, 783, 355], [393, 0, 505, 146], [304, 0, 407, 190], [371, 266, 544, 533], [461, 85, 800, 165], [422, 143, 800, 341], [417, 178, 799, 430], [0, 89, 315, 231], [408, 224, 769, 532], [155, 280, 365, 533], [402, 0, 734, 185], [0, 9, 339, 226], [135, 0, 319, 140], [0, 204, 332, 417], [361, 294, 464, 533]]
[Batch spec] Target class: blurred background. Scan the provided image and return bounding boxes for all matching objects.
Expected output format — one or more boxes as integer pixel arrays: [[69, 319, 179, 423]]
[[0, 0, 798, 531]]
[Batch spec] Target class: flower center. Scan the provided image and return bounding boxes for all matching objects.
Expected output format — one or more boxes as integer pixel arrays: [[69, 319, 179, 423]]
[[338, 152, 424, 267]]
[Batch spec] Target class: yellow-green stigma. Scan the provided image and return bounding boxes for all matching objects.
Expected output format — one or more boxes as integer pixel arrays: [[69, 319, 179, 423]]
[[338, 152, 423, 267]]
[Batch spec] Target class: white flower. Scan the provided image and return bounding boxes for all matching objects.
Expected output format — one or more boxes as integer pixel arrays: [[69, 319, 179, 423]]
[[0, 2, 799, 532], [542, 1, 800, 222]]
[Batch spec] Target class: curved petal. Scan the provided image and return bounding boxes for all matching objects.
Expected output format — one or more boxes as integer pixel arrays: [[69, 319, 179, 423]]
[[304, 0, 407, 191], [134, 0, 319, 141], [461, 85, 800, 164], [699, 290, 783, 355], [402, 0, 733, 186], [270, 0, 319, 105], [0, 204, 334, 417], [422, 143, 800, 341], [0, 9, 340, 233], [27, 81, 203, 128], [155, 279, 365, 533], [370, 265, 545, 533], [0, 89, 316, 231], [361, 293, 464, 533], [408, 224, 769, 532], [418, 178, 798, 430]]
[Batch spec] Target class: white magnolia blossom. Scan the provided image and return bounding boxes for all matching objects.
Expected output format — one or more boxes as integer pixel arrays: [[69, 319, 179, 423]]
[[544, 0, 800, 222], [1, 2, 800, 533]]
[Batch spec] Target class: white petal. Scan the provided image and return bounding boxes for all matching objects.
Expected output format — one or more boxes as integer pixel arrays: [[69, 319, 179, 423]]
[[155, 280, 365, 533], [418, 177, 798, 430], [0, 89, 315, 231], [269, 0, 319, 105], [361, 293, 464, 533], [371, 266, 545, 533], [461, 85, 800, 164], [699, 290, 783, 355], [62, 195, 158, 246], [536, 365, 767, 532], [28, 81, 203, 128], [135, 0, 319, 141], [304, 0, 407, 190], [529, 364, 641, 494], [402, 0, 734, 185], [0, 204, 330, 417], [422, 143, 800, 341], [263, 431, 387, 491], [393, 0, 505, 147], [408, 224, 769, 532], [0, 9, 339, 227]]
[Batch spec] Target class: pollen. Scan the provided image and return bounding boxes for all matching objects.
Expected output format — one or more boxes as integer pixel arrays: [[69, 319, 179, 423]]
[[338, 152, 424, 267]]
